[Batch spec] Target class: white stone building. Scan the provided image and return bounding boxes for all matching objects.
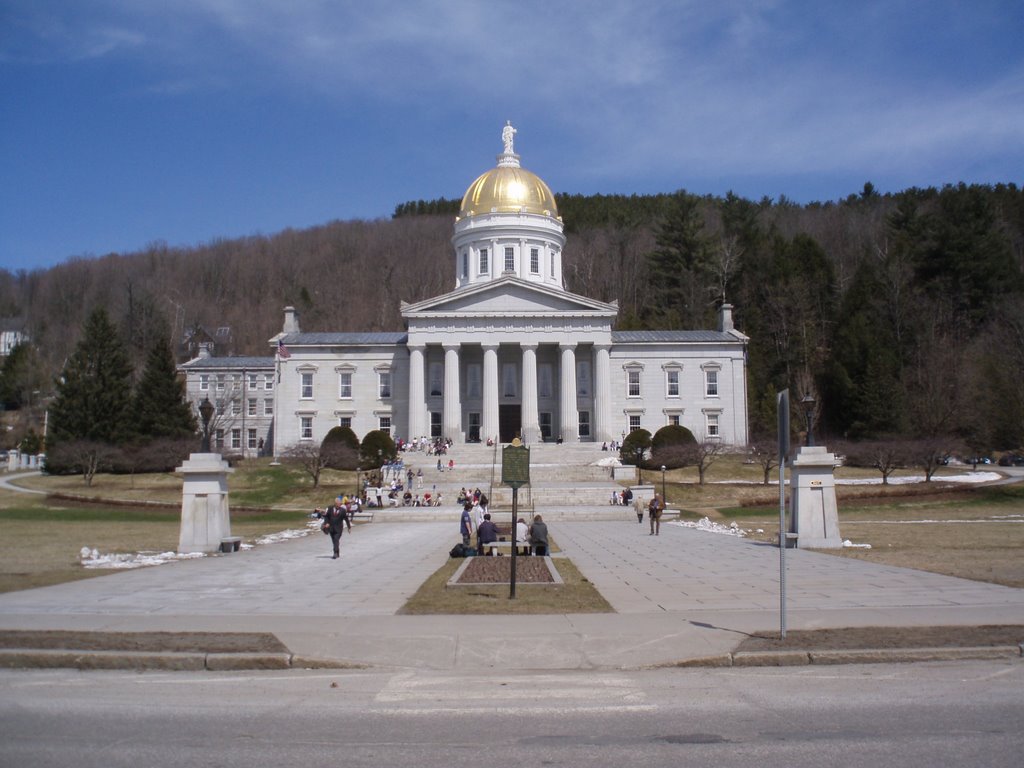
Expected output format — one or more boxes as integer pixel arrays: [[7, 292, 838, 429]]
[[267, 125, 749, 454]]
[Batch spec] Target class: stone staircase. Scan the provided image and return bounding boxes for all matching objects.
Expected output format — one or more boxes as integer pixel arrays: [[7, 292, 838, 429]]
[[369, 442, 644, 522]]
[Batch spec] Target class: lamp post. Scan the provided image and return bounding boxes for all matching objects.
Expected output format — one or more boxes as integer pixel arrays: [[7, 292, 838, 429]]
[[661, 464, 667, 505], [635, 444, 644, 484], [355, 467, 361, 500], [801, 393, 816, 447], [198, 397, 215, 453]]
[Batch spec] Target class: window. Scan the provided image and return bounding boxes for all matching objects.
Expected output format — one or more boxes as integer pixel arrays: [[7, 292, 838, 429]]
[[429, 363, 443, 397], [338, 416, 352, 429], [378, 371, 392, 399], [264, 398, 273, 416], [538, 364, 553, 398], [247, 373, 257, 389], [247, 398, 257, 416], [199, 374, 209, 391], [628, 414, 641, 432], [502, 363, 517, 398], [264, 374, 273, 391], [231, 428, 241, 449], [466, 364, 481, 399], [666, 370, 680, 397], [247, 429, 258, 449], [504, 246, 515, 272], [231, 400, 241, 416], [300, 416, 313, 440], [539, 412, 552, 440], [627, 370, 641, 397], [550, 250, 556, 277], [530, 247, 540, 273], [479, 247, 489, 274], [339, 371, 352, 399], [578, 411, 591, 438], [706, 412, 720, 438], [215, 429, 224, 448], [378, 415, 392, 436], [705, 370, 719, 397], [430, 411, 442, 438], [216, 375, 225, 392], [576, 361, 591, 397], [668, 414, 681, 426], [461, 251, 468, 278], [301, 372, 313, 399], [468, 412, 481, 442]]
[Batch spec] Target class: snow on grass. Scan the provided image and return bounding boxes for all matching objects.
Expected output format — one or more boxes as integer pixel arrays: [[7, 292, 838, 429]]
[[668, 517, 748, 536]]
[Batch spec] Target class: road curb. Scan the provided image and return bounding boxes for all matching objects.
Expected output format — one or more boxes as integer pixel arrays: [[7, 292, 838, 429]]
[[660, 645, 1023, 669]]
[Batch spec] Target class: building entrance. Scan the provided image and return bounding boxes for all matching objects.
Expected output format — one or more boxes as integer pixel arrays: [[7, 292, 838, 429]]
[[499, 404, 521, 443]]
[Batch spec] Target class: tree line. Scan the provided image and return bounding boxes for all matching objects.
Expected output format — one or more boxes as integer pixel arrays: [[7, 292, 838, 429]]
[[2, 181, 1022, 457]]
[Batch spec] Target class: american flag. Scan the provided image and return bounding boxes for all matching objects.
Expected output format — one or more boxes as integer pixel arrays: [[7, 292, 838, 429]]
[[277, 338, 291, 359]]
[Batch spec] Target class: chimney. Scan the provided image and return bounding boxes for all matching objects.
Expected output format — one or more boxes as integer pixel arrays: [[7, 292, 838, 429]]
[[718, 303, 734, 333], [197, 342, 212, 359], [283, 306, 300, 334]]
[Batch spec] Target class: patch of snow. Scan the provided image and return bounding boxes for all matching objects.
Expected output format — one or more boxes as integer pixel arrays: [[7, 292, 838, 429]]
[[843, 540, 872, 549], [79, 547, 205, 569], [593, 456, 622, 467], [669, 516, 747, 537]]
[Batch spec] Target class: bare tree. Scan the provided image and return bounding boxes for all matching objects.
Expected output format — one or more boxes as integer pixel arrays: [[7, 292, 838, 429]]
[[685, 440, 729, 485], [906, 437, 958, 482], [748, 437, 780, 485], [47, 440, 118, 486], [282, 442, 332, 488], [843, 440, 907, 485]]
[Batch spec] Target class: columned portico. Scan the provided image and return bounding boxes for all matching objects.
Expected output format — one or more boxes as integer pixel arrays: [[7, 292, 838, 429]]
[[520, 343, 540, 443], [482, 344, 499, 445], [559, 342, 578, 442], [442, 344, 461, 440], [593, 344, 612, 442], [407, 344, 426, 439]]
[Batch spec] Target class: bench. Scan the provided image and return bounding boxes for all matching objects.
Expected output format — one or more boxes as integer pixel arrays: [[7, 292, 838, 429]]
[[219, 536, 242, 553], [480, 540, 533, 556]]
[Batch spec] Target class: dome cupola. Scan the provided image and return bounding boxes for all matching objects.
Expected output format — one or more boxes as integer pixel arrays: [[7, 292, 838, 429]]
[[452, 123, 566, 291]]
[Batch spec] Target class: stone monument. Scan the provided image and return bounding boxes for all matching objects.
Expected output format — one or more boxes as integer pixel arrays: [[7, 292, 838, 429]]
[[176, 398, 235, 554], [788, 445, 842, 548]]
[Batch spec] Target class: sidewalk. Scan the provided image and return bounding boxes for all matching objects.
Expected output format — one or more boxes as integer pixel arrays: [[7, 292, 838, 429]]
[[1, 518, 1023, 670]]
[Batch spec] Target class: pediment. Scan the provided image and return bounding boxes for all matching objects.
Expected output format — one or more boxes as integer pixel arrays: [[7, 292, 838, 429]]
[[401, 277, 617, 318]]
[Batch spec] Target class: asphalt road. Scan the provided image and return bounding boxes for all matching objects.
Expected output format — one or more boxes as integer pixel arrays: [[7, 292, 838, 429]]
[[2, 660, 1021, 767]]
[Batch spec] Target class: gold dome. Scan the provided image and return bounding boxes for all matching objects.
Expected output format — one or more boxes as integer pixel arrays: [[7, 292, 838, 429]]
[[459, 165, 559, 219]]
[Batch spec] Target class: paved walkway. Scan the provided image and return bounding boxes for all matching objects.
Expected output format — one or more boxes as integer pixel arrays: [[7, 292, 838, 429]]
[[1, 516, 1023, 670]]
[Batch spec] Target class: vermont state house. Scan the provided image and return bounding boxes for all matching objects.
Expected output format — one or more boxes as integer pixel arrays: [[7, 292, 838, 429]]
[[180, 125, 749, 456]]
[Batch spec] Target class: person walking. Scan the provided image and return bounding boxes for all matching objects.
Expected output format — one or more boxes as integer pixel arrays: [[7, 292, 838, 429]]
[[648, 493, 663, 536], [321, 500, 349, 559]]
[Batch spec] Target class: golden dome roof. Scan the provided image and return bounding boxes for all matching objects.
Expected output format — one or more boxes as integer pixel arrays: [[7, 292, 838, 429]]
[[459, 166, 559, 219], [459, 123, 559, 219]]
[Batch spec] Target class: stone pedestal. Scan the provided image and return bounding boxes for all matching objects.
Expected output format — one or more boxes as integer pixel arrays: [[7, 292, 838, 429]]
[[788, 445, 842, 548], [176, 453, 234, 554]]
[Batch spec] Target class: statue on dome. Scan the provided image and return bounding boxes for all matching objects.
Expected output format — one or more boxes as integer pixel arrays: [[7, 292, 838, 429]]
[[502, 121, 516, 155]]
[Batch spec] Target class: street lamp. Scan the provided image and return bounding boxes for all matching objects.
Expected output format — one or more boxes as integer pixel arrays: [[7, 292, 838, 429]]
[[635, 444, 644, 484], [800, 393, 816, 447], [355, 466, 361, 499], [661, 464, 667, 505], [198, 397, 215, 452]]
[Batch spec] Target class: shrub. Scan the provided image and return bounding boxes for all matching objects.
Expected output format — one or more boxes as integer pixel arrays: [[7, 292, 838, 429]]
[[360, 430, 397, 469], [321, 426, 360, 470], [620, 428, 652, 467]]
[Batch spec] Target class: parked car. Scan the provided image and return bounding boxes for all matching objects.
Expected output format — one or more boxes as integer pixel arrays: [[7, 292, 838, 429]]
[[997, 454, 1024, 467]]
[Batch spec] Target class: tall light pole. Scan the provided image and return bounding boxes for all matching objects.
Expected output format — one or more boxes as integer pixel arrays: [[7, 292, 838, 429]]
[[661, 464, 667, 504], [635, 444, 644, 484]]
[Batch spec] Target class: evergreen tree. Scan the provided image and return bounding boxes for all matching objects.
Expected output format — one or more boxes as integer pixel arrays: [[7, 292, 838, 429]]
[[646, 192, 710, 328], [131, 335, 197, 439], [48, 308, 134, 450]]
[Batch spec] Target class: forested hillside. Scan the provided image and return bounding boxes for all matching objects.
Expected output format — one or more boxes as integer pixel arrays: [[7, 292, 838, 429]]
[[2, 182, 1022, 451]]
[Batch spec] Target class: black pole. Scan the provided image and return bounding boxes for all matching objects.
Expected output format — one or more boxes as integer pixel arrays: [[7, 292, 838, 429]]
[[510, 486, 517, 599]]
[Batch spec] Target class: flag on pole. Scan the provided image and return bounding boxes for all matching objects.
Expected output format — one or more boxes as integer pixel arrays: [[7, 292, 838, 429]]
[[277, 338, 291, 359]]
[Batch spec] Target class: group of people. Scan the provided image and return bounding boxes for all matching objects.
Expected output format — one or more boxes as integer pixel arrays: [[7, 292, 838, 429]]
[[600, 440, 622, 452], [460, 504, 548, 557], [315, 495, 359, 559], [609, 487, 634, 506]]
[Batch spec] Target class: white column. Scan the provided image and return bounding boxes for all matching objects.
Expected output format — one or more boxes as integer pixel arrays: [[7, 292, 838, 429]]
[[594, 344, 613, 442], [482, 344, 499, 445], [442, 344, 462, 440], [559, 342, 578, 442], [520, 343, 540, 444], [407, 344, 426, 440]]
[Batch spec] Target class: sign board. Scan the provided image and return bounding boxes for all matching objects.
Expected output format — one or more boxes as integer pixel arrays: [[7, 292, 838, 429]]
[[501, 443, 531, 489]]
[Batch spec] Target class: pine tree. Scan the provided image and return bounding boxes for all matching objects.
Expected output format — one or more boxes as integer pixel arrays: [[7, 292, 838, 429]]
[[48, 307, 134, 448], [131, 335, 197, 439]]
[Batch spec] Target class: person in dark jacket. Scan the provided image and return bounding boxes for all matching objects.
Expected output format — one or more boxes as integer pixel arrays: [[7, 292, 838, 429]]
[[320, 501, 349, 559], [529, 514, 549, 556], [476, 513, 499, 555]]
